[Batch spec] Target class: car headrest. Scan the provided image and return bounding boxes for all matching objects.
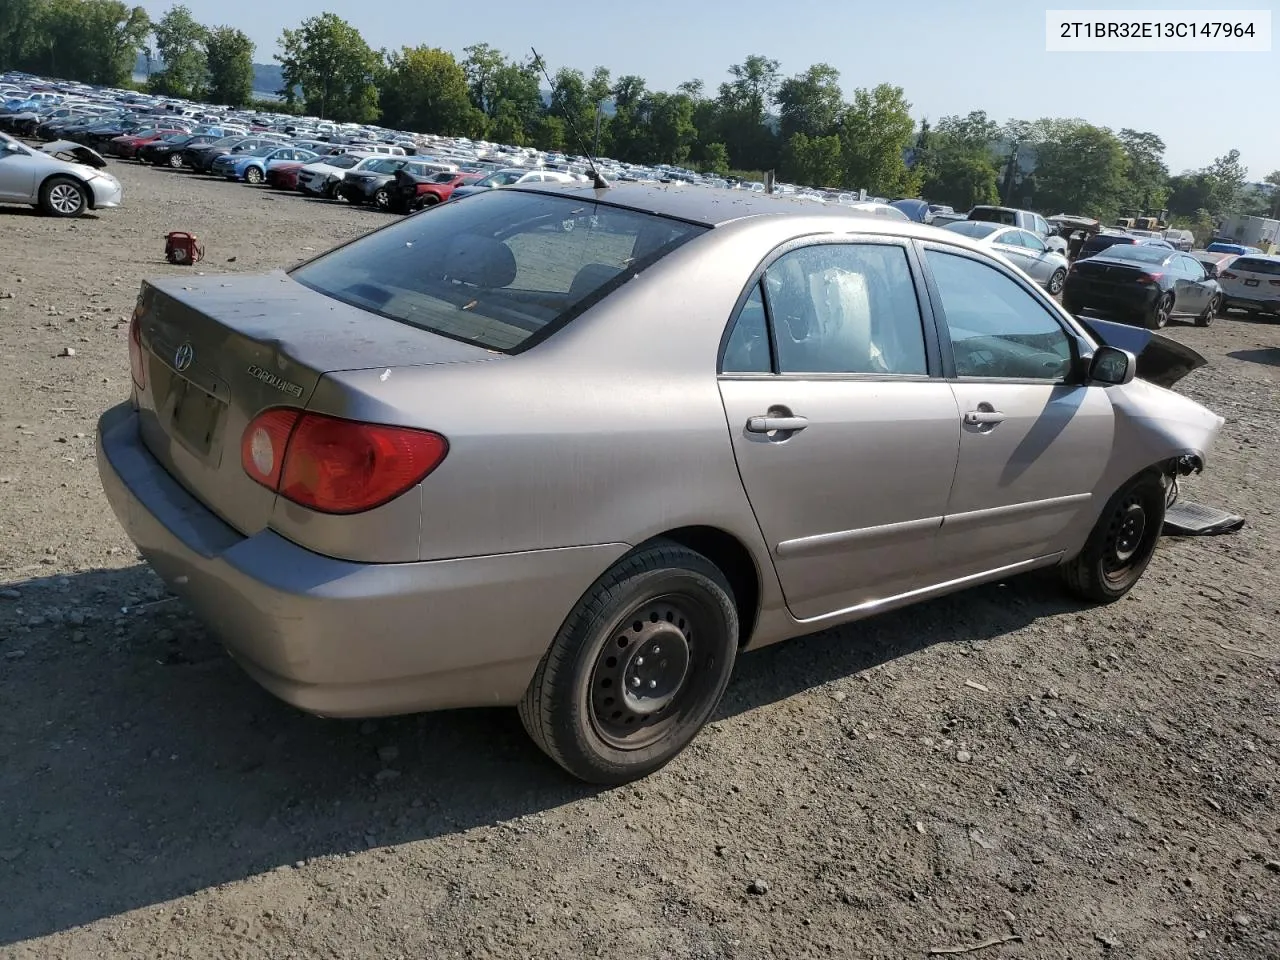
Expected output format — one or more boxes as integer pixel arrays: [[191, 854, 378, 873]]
[[439, 234, 517, 288], [569, 262, 624, 303]]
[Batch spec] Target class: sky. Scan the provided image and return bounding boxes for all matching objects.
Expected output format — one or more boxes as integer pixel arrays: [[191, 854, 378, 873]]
[[137, 0, 1278, 178]]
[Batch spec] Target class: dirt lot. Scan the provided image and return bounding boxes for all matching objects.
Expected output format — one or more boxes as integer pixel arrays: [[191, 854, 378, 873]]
[[1, 159, 1278, 960]]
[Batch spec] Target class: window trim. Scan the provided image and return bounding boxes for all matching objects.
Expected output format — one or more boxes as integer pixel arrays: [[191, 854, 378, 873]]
[[914, 239, 1091, 385], [716, 234, 945, 380]]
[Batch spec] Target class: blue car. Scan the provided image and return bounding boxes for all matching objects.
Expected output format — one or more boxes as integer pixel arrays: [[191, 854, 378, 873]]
[[213, 145, 317, 184]]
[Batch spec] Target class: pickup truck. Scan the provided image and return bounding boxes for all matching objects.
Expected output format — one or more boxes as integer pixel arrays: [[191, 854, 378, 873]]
[[967, 205, 1068, 255]]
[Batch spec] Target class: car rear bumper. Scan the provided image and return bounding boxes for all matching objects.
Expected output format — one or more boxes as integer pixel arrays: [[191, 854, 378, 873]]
[[97, 402, 628, 718], [1222, 291, 1280, 313], [1062, 277, 1158, 314]]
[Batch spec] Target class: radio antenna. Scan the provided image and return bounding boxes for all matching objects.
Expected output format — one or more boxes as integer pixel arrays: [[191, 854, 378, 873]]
[[531, 47, 609, 190]]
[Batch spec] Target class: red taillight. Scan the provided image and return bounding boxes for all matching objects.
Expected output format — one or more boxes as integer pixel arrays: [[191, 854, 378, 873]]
[[240, 409, 448, 514], [1135, 272, 1163, 285], [1219, 271, 1238, 280], [128, 305, 146, 389]]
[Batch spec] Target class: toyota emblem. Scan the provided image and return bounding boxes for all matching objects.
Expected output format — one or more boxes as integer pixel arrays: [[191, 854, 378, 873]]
[[174, 342, 194, 372]]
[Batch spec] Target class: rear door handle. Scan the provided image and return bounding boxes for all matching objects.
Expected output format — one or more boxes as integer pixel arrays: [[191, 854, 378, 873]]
[[963, 410, 1006, 425], [746, 415, 809, 434]]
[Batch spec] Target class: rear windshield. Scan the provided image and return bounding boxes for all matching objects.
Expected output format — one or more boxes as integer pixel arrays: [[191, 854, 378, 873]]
[[291, 189, 707, 353], [1083, 235, 1133, 251], [1099, 245, 1170, 264], [968, 207, 1017, 225], [943, 220, 1001, 239], [1230, 257, 1280, 276]]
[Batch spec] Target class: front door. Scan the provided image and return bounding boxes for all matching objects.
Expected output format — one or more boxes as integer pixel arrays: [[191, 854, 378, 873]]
[[920, 245, 1115, 574], [718, 240, 961, 622], [0, 141, 35, 201], [1171, 254, 1209, 315]]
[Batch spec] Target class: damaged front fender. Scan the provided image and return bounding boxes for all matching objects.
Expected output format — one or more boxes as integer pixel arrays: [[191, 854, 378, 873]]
[[1076, 315, 1208, 389]]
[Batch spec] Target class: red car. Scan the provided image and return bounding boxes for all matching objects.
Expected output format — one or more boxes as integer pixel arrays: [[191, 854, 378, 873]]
[[388, 171, 485, 213], [108, 128, 186, 159], [265, 162, 305, 191]]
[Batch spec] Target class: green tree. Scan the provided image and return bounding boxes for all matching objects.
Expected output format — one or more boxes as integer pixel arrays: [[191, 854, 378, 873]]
[[609, 74, 649, 162], [1116, 128, 1169, 214], [919, 145, 1000, 209], [1032, 122, 1127, 219], [29, 0, 150, 84], [379, 45, 476, 135], [204, 26, 254, 106], [774, 62, 843, 140], [937, 110, 1000, 150], [838, 83, 917, 195], [490, 57, 542, 144], [531, 114, 566, 152], [782, 132, 843, 187], [1205, 148, 1246, 212], [1166, 172, 1217, 219], [643, 91, 697, 165], [277, 12, 379, 122], [715, 54, 780, 171], [460, 42, 506, 117], [0, 0, 42, 71], [699, 141, 730, 175], [150, 4, 207, 97]]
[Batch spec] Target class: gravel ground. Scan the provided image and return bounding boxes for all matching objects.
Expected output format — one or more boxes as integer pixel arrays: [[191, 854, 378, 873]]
[[1, 159, 1278, 960]]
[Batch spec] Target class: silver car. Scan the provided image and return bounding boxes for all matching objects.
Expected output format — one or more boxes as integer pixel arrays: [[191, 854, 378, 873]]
[[0, 132, 122, 216], [942, 219, 1071, 294], [97, 184, 1224, 784]]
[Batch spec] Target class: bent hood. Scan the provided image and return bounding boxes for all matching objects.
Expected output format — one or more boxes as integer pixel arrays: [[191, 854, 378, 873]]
[[1076, 315, 1207, 389], [40, 139, 106, 168]]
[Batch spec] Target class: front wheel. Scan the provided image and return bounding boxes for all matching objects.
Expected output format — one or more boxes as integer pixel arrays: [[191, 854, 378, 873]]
[[518, 540, 739, 784], [1047, 267, 1067, 296], [244, 166, 263, 185], [1145, 292, 1173, 329], [373, 187, 391, 210], [167, 152, 183, 168], [39, 176, 87, 217], [1060, 473, 1166, 603]]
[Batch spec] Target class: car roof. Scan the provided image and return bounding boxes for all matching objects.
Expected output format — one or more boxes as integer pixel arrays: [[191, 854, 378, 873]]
[[510, 181, 896, 227]]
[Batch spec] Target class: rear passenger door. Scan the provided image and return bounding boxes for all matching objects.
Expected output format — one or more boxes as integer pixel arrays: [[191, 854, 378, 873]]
[[717, 240, 961, 622]]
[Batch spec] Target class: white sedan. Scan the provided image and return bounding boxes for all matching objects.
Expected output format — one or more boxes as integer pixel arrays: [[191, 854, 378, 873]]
[[941, 220, 1071, 295]]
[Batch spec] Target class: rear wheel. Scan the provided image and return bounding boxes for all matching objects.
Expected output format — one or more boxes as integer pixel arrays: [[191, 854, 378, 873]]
[[1196, 294, 1220, 327], [167, 152, 183, 168], [39, 176, 87, 217], [373, 187, 391, 210], [518, 540, 739, 784], [1060, 472, 1166, 603], [1145, 292, 1173, 329]]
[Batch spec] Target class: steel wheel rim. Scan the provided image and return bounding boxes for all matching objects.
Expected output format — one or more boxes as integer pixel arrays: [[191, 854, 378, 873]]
[[50, 183, 82, 214], [588, 593, 715, 751], [1049, 269, 1065, 294], [1102, 494, 1149, 585]]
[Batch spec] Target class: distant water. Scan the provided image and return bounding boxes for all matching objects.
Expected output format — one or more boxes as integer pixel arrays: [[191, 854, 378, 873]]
[[129, 73, 282, 102]]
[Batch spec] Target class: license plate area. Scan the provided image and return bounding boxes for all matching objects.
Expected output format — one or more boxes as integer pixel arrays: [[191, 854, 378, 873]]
[[1244, 278, 1260, 287], [170, 377, 226, 459]]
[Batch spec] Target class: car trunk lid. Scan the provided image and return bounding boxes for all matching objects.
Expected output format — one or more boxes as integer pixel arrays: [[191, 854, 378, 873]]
[[133, 272, 500, 536]]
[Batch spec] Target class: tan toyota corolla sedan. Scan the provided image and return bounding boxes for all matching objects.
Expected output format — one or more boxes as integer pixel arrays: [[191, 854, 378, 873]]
[[97, 183, 1224, 783]]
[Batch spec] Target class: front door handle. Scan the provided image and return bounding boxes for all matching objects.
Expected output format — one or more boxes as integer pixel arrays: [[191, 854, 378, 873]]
[[746, 415, 809, 434], [963, 410, 1006, 425]]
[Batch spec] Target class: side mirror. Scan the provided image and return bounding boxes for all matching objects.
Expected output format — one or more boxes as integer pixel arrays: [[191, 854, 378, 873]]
[[1088, 346, 1136, 386]]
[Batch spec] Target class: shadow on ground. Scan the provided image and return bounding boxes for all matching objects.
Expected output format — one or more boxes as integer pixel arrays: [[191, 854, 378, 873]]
[[1228, 347, 1280, 369], [0, 564, 1082, 944]]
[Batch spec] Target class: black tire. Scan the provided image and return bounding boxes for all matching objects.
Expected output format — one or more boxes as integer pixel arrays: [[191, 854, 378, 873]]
[[518, 540, 739, 785], [1047, 267, 1067, 296], [422, 194, 440, 207], [1060, 472, 1166, 603], [39, 175, 87, 217], [373, 187, 390, 209], [1196, 294, 1219, 327], [1145, 292, 1173, 329]]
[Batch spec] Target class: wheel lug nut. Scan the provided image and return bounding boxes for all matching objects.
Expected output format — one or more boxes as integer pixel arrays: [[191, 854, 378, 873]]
[[648, 680, 657, 689], [635, 657, 644, 666], [631, 677, 641, 688], [653, 646, 661, 655]]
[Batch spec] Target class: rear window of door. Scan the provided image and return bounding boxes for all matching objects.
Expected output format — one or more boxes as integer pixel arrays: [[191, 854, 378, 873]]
[[722, 243, 929, 376], [924, 249, 1074, 380]]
